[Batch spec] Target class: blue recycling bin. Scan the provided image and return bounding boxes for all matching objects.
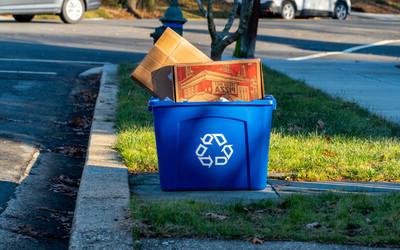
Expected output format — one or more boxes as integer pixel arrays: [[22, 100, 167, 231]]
[[148, 96, 277, 191]]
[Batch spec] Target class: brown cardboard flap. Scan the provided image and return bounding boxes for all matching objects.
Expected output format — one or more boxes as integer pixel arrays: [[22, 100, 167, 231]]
[[131, 28, 212, 99]]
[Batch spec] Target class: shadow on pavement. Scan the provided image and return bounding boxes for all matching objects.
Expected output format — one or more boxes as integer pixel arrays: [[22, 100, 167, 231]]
[[0, 41, 147, 248], [0, 37, 146, 64], [0, 180, 17, 213]]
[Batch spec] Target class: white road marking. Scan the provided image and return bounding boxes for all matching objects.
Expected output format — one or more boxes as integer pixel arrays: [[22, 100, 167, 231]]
[[288, 39, 400, 61], [0, 70, 57, 75], [0, 58, 108, 65]]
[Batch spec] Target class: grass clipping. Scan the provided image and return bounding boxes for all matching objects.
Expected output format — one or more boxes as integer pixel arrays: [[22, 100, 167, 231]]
[[115, 64, 400, 182]]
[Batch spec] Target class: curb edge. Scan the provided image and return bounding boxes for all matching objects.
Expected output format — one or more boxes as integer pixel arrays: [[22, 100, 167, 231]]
[[69, 64, 133, 249]]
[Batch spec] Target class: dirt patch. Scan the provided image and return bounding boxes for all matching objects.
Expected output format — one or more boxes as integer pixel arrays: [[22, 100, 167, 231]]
[[101, 6, 136, 19], [352, 0, 400, 14], [103, 1, 232, 19]]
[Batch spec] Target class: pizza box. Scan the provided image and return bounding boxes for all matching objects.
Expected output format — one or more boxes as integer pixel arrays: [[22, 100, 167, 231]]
[[172, 59, 264, 102]]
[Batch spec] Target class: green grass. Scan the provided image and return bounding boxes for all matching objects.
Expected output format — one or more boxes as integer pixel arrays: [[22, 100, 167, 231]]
[[115, 64, 400, 182], [265, 67, 400, 181], [115, 64, 157, 172], [131, 193, 400, 246]]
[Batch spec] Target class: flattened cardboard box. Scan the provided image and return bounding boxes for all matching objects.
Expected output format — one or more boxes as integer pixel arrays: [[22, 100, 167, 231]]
[[131, 28, 212, 99], [173, 59, 264, 102]]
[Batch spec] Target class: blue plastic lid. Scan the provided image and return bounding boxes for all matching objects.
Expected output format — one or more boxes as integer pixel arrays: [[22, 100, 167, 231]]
[[148, 96, 277, 110]]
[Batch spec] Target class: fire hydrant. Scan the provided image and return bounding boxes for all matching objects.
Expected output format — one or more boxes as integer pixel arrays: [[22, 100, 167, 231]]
[[151, 0, 187, 43]]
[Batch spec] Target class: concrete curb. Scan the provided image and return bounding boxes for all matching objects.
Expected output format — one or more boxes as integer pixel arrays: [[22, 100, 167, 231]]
[[69, 64, 133, 249], [140, 238, 396, 250]]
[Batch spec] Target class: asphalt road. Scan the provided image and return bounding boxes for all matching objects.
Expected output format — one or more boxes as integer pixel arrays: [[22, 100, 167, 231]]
[[0, 16, 398, 63], [0, 61, 100, 248], [0, 15, 399, 249]]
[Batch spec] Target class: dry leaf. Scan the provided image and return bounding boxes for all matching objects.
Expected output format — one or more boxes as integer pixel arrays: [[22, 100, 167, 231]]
[[53, 145, 86, 158], [255, 209, 268, 214], [250, 236, 264, 244], [306, 222, 321, 229], [204, 212, 227, 221], [317, 119, 325, 130]]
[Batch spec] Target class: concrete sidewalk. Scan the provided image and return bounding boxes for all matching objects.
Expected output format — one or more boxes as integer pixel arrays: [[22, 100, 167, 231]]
[[131, 174, 400, 204], [263, 59, 400, 124], [139, 238, 396, 250]]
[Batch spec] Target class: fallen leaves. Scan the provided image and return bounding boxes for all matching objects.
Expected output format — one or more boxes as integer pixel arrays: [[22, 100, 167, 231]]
[[70, 116, 89, 129], [322, 149, 337, 158], [50, 175, 80, 197], [37, 207, 74, 238], [248, 236, 264, 244], [317, 119, 325, 130], [51, 145, 86, 158], [204, 212, 228, 221], [306, 222, 322, 229], [17, 224, 42, 238]]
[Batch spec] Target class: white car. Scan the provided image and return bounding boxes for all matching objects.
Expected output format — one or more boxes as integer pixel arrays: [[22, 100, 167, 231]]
[[0, 0, 101, 23], [261, 0, 351, 20]]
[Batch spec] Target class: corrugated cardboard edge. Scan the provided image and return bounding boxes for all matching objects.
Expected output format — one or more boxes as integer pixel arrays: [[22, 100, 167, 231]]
[[131, 28, 212, 99]]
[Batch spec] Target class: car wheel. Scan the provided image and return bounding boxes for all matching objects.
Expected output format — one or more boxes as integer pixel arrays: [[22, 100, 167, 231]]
[[281, 1, 295, 20], [61, 0, 85, 24], [334, 1, 348, 20], [13, 15, 35, 23]]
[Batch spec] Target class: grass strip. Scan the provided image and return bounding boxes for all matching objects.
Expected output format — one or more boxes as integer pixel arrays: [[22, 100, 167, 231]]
[[131, 193, 400, 246], [115, 64, 400, 181]]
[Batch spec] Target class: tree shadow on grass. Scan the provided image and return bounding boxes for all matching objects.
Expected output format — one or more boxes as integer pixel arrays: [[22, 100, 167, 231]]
[[120, 64, 400, 181]]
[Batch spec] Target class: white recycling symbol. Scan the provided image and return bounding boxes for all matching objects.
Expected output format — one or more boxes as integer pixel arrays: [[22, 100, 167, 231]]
[[195, 133, 234, 168]]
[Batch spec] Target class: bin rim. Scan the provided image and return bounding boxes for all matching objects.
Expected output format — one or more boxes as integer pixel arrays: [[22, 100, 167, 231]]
[[148, 95, 277, 110]]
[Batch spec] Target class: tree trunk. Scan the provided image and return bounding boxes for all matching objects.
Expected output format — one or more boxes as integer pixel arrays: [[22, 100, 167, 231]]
[[242, 0, 259, 58], [211, 44, 224, 60], [234, 0, 259, 58], [204, 0, 254, 61], [137, 0, 156, 11], [125, 0, 142, 18]]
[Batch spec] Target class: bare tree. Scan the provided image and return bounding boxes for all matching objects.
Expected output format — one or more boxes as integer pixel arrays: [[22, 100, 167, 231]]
[[125, 0, 142, 18], [196, 0, 255, 60], [124, 0, 156, 18], [234, 0, 259, 58]]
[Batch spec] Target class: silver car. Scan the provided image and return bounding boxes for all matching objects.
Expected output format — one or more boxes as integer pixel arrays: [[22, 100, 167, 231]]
[[262, 0, 351, 20], [0, 0, 101, 23]]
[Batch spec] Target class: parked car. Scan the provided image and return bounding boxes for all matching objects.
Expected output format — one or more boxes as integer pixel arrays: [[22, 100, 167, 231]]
[[236, 0, 351, 20], [0, 0, 101, 24], [262, 0, 351, 20]]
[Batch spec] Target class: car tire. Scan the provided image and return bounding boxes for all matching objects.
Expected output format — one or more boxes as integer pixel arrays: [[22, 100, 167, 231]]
[[334, 1, 348, 20], [281, 1, 295, 20], [13, 15, 35, 23], [60, 0, 85, 24]]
